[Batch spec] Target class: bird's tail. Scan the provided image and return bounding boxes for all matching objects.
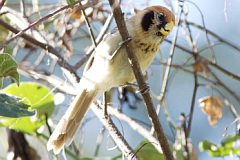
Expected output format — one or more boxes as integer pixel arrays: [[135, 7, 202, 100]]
[[47, 87, 98, 154]]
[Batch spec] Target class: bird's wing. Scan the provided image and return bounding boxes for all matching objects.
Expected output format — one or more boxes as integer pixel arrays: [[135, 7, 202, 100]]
[[84, 27, 123, 73]]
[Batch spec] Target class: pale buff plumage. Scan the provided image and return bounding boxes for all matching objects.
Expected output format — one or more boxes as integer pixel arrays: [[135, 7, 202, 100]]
[[47, 6, 175, 154]]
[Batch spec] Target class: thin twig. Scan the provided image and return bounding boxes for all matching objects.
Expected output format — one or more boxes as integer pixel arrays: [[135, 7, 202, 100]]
[[94, 127, 106, 157], [186, 0, 216, 62], [207, 65, 240, 103], [74, 13, 114, 70], [79, 1, 97, 47], [183, 13, 199, 137], [108, 0, 173, 159], [153, 4, 183, 134], [209, 62, 240, 82], [91, 102, 138, 160], [187, 75, 198, 137], [20, 0, 28, 19], [158, 7, 181, 102], [44, 113, 52, 135], [151, 0, 182, 140], [180, 113, 190, 160], [107, 106, 163, 153]]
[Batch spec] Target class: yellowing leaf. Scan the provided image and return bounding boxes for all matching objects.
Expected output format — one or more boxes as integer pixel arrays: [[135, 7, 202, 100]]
[[198, 96, 224, 126], [192, 61, 205, 72]]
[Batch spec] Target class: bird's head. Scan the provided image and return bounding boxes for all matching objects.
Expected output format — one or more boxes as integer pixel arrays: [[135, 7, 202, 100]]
[[133, 6, 175, 40]]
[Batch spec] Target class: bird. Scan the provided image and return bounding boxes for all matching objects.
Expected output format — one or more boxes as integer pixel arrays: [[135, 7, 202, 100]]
[[47, 5, 175, 154]]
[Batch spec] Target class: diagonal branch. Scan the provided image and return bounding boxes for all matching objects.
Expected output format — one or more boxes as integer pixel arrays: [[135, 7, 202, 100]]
[[108, 0, 173, 159], [73, 13, 114, 70]]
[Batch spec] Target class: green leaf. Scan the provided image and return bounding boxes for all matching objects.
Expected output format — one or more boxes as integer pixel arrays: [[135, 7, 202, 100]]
[[221, 134, 240, 147], [199, 136, 240, 157], [113, 140, 165, 160], [0, 92, 31, 108], [0, 92, 34, 118], [0, 53, 20, 86], [0, 102, 35, 117], [67, 0, 75, 5], [0, 82, 55, 134], [135, 141, 165, 160]]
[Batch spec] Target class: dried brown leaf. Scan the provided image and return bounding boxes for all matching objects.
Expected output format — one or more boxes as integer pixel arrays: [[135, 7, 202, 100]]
[[192, 57, 210, 76], [192, 61, 205, 72], [192, 61, 209, 76], [198, 96, 224, 126]]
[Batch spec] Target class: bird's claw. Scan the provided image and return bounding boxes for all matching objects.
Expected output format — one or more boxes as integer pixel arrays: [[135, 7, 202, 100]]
[[136, 84, 150, 94], [119, 37, 132, 46], [107, 37, 132, 61], [126, 82, 150, 94]]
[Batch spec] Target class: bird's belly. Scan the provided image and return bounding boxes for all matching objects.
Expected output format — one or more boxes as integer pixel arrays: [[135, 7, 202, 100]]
[[83, 46, 158, 92]]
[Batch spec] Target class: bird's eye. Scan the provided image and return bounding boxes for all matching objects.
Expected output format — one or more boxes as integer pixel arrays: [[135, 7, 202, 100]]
[[158, 13, 165, 21]]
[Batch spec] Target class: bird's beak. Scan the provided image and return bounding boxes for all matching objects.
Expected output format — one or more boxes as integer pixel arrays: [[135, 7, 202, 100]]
[[159, 21, 174, 36]]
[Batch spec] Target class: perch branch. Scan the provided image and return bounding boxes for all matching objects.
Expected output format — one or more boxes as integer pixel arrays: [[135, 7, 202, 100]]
[[108, 0, 173, 159]]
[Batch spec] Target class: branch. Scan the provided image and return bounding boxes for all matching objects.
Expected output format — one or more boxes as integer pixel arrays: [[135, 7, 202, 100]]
[[158, 10, 181, 102], [186, 0, 216, 62], [79, 1, 97, 47], [108, 1, 173, 159], [209, 62, 240, 81], [183, 13, 199, 138], [180, 114, 190, 160], [74, 14, 114, 70]]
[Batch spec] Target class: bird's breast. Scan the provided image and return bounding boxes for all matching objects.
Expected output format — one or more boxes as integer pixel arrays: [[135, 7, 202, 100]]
[[135, 40, 159, 54], [133, 40, 160, 71]]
